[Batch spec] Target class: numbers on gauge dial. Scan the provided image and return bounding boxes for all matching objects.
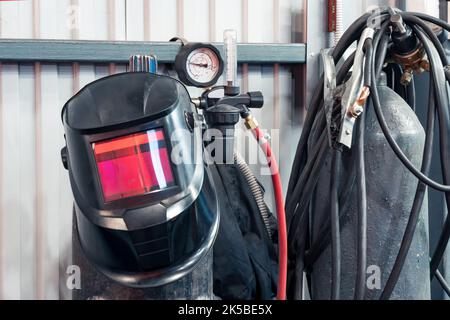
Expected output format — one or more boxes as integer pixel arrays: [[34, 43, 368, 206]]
[[185, 48, 221, 85]]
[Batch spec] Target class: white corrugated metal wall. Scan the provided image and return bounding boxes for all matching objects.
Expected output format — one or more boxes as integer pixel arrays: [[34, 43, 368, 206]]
[[0, 0, 305, 299]]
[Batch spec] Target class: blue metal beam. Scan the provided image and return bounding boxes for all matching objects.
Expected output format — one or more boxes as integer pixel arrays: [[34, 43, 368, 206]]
[[0, 39, 306, 64]]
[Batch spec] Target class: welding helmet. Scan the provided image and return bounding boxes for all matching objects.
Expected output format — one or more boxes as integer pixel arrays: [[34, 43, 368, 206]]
[[61, 72, 219, 287]]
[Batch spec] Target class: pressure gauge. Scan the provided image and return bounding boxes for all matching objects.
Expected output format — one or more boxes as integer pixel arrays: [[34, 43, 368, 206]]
[[174, 43, 224, 88]]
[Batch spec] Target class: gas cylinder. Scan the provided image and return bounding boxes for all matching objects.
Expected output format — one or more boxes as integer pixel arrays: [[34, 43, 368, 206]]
[[310, 76, 430, 300]]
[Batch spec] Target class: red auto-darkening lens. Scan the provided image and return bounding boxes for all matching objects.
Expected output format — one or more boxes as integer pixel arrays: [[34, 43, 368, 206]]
[[92, 128, 174, 202]]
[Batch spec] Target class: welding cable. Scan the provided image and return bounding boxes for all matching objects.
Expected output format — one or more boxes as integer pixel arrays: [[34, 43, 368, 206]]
[[402, 14, 450, 66], [370, 79, 450, 192], [374, 29, 391, 79], [387, 65, 395, 91], [402, 12, 450, 94], [338, 13, 450, 299], [305, 154, 356, 269], [296, 15, 389, 292], [403, 16, 450, 284], [285, 120, 327, 219], [287, 12, 390, 238], [244, 118, 287, 300], [399, 23, 450, 283], [286, 11, 388, 199], [367, 13, 450, 193], [435, 269, 450, 298], [406, 76, 416, 111], [400, 12, 450, 286], [412, 25, 450, 282], [304, 39, 374, 300], [288, 43, 364, 298], [379, 77, 436, 300], [287, 51, 357, 235], [288, 136, 329, 250], [286, 127, 327, 222], [353, 38, 372, 301], [432, 217, 450, 282], [286, 11, 391, 300], [354, 111, 368, 300], [289, 10, 450, 301], [408, 12, 450, 83], [304, 20, 391, 270], [288, 62, 362, 299], [289, 138, 328, 299], [330, 149, 342, 300], [372, 23, 450, 298], [286, 51, 358, 222], [381, 14, 450, 290]]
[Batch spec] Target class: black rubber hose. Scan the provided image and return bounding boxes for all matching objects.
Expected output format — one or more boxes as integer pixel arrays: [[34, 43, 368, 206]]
[[379, 77, 436, 300], [432, 217, 450, 280], [372, 24, 450, 291], [286, 51, 356, 218], [287, 52, 357, 232], [304, 25, 390, 268], [304, 155, 356, 269], [402, 14, 450, 281], [406, 76, 416, 111], [354, 39, 372, 301], [374, 31, 390, 79], [287, 12, 390, 219], [354, 111, 367, 300], [288, 136, 329, 249], [371, 76, 450, 192], [288, 51, 358, 249], [330, 150, 342, 300], [364, 39, 373, 86], [435, 269, 450, 297], [286, 128, 327, 225], [303, 19, 389, 278], [293, 249, 307, 299], [286, 11, 388, 199], [294, 10, 450, 300], [416, 25, 450, 280], [289, 137, 329, 299], [402, 14, 449, 66], [410, 12, 450, 82], [287, 12, 390, 300], [411, 12, 450, 33], [387, 65, 395, 90]]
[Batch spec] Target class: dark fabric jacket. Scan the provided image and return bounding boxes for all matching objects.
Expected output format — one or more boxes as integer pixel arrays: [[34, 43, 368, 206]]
[[211, 164, 278, 300]]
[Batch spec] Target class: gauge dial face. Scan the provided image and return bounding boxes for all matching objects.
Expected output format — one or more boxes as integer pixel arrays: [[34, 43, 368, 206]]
[[185, 48, 221, 85]]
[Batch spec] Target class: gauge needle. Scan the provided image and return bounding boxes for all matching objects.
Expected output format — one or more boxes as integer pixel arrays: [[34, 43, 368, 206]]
[[189, 62, 209, 68]]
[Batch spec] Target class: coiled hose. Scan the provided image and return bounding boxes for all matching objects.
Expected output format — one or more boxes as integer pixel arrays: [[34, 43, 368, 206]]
[[234, 152, 272, 238]]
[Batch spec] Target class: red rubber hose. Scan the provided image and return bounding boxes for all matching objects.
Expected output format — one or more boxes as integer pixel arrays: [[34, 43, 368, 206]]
[[252, 125, 287, 300]]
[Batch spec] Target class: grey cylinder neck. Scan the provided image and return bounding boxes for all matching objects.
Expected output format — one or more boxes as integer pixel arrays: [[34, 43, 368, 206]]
[[378, 71, 388, 87]]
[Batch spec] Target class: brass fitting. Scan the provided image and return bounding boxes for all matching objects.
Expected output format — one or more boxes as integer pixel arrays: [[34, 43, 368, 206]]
[[244, 114, 259, 130], [391, 46, 429, 86], [400, 69, 414, 86]]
